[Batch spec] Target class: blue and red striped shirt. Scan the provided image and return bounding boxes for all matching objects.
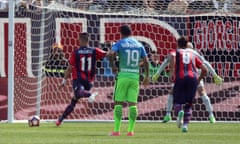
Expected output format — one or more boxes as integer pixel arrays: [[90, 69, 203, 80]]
[[69, 47, 106, 81], [171, 49, 203, 79]]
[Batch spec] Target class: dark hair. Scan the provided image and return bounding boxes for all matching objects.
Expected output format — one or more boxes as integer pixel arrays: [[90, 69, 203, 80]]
[[177, 36, 188, 48], [120, 25, 131, 36], [79, 32, 89, 42]]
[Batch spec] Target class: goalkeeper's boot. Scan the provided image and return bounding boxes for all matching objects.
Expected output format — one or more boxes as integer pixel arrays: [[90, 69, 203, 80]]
[[110, 131, 120, 136], [152, 74, 159, 83], [209, 115, 216, 123], [55, 120, 62, 127], [176, 110, 184, 128], [162, 115, 172, 123], [182, 125, 188, 133], [127, 132, 134, 136], [213, 75, 224, 85], [88, 92, 98, 103]]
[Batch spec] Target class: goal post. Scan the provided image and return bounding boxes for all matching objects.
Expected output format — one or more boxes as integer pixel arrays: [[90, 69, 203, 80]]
[[7, 0, 15, 123], [2, 1, 240, 122]]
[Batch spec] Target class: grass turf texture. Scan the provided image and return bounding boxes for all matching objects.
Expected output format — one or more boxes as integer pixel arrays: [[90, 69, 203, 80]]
[[0, 122, 239, 144]]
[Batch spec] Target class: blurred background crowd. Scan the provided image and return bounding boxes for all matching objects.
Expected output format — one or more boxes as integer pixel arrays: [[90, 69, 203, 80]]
[[0, 0, 240, 14]]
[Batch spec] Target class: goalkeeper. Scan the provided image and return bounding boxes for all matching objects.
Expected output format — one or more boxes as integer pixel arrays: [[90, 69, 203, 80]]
[[152, 42, 224, 123], [43, 43, 68, 77]]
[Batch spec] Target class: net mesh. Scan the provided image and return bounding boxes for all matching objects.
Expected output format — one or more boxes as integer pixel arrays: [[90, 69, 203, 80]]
[[0, 1, 239, 121]]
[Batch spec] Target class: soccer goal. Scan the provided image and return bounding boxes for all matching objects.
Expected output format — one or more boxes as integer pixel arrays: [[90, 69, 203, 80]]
[[1, 0, 239, 123]]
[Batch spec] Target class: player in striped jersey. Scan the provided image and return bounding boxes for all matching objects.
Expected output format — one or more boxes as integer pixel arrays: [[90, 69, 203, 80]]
[[169, 36, 207, 132], [152, 42, 223, 124], [56, 32, 107, 126]]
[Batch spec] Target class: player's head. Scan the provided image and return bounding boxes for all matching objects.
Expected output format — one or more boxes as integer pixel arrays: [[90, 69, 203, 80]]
[[52, 43, 64, 58], [79, 32, 89, 46], [120, 25, 131, 38], [187, 42, 194, 49], [177, 36, 188, 49], [52, 43, 63, 49]]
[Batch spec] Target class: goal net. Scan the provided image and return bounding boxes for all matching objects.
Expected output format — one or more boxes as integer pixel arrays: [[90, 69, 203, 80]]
[[0, 1, 239, 122]]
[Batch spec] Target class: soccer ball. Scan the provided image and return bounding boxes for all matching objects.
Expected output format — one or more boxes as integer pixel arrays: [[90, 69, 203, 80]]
[[28, 115, 40, 127]]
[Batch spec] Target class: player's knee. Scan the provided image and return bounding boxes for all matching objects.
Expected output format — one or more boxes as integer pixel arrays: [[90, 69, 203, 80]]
[[184, 103, 192, 110], [201, 95, 210, 102], [75, 90, 85, 99], [114, 101, 123, 106], [128, 102, 137, 107], [197, 86, 206, 96]]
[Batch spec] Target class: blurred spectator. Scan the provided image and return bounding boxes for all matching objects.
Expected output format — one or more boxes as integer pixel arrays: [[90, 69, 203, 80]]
[[16, 0, 29, 11], [167, 0, 188, 14], [232, 0, 240, 13], [155, 0, 173, 11], [72, 0, 93, 10], [31, 0, 43, 6], [59, 0, 74, 6], [47, 0, 56, 5], [0, 0, 8, 11], [212, 0, 232, 12], [88, 0, 107, 11], [143, 0, 173, 11], [143, 0, 154, 10], [187, 0, 216, 14], [0, 0, 29, 11]]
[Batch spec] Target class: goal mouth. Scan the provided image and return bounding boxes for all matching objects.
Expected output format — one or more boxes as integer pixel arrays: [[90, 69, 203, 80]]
[[0, 1, 239, 122]]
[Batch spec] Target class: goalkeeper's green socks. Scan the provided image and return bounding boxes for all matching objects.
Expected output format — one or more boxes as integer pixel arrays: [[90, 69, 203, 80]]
[[113, 105, 122, 132], [128, 106, 138, 132]]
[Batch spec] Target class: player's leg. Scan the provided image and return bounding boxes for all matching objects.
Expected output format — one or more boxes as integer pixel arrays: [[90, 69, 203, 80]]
[[111, 78, 127, 136], [182, 103, 192, 132], [56, 80, 92, 126], [163, 86, 173, 123], [182, 77, 198, 132], [56, 95, 79, 126], [198, 80, 216, 123], [112, 101, 123, 136], [173, 79, 185, 129], [126, 79, 139, 136]]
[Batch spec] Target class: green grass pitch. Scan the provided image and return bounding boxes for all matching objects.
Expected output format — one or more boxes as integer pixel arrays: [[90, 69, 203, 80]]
[[0, 122, 239, 144]]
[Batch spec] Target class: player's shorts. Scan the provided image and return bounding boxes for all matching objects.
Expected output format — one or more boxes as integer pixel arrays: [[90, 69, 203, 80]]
[[172, 79, 204, 89], [113, 77, 139, 103], [173, 77, 198, 104], [72, 79, 92, 98]]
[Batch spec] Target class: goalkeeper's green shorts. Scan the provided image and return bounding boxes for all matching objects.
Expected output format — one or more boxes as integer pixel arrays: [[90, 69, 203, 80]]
[[113, 77, 139, 103]]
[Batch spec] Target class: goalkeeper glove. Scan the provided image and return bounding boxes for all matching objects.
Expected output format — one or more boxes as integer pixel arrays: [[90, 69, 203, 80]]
[[213, 75, 224, 85], [152, 74, 159, 83]]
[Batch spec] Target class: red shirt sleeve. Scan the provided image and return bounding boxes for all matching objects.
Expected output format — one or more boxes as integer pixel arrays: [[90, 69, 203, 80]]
[[195, 56, 203, 69], [95, 48, 107, 60], [69, 52, 76, 66]]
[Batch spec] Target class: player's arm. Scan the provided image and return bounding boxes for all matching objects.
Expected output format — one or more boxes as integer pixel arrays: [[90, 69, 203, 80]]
[[198, 64, 207, 83], [152, 56, 170, 82], [168, 54, 175, 82], [108, 50, 118, 74], [59, 52, 74, 88], [59, 65, 72, 88], [203, 60, 223, 85], [196, 57, 208, 83], [187, 48, 223, 85], [142, 56, 150, 87], [95, 47, 107, 60], [108, 43, 119, 74]]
